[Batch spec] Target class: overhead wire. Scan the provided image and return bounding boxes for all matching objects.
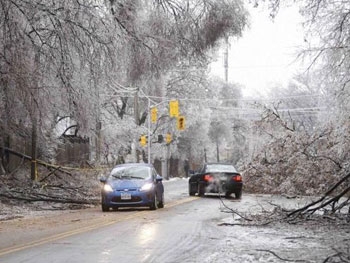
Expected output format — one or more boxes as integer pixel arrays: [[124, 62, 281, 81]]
[[99, 88, 327, 116]]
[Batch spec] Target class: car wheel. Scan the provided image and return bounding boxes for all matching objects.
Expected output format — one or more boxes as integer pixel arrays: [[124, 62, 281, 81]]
[[235, 190, 242, 199], [150, 195, 158, 210], [189, 183, 196, 196], [158, 193, 164, 208], [102, 203, 110, 212], [225, 191, 232, 198], [198, 183, 205, 197]]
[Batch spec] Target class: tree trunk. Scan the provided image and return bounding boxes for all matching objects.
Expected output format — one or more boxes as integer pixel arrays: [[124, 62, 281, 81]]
[[31, 51, 40, 181], [31, 110, 37, 181]]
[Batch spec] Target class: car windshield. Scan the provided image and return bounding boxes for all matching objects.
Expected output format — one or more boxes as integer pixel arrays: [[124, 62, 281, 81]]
[[205, 164, 237, 173], [109, 166, 151, 180]]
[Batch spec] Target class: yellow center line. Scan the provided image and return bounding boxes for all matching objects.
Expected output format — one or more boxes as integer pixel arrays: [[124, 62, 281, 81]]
[[164, 196, 197, 208], [0, 196, 197, 257]]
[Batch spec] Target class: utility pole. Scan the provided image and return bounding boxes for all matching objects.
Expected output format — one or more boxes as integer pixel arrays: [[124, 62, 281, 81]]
[[216, 140, 220, 162], [147, 98, 151, 164], [134, 88, 141, 163], [224, 36, 229, 83], [134, 88, 140, 125], [217, 36, 229, 163]]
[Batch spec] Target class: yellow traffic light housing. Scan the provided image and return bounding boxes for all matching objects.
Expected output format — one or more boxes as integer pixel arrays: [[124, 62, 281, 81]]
[[169, 100, 179, 117], [165, 133, 172, 144], [151, 107, 158, 123], [140, 135, 147, 147], [177, 116, 185, 131]]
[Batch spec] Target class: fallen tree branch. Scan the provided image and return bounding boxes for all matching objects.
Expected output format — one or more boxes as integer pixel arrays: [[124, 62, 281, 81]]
[[323, 247, 350, 263], [306, 187, 350, 215], [288, 172, 350, 218], [0, 146, 72, 176], [218, 195, 253, 221], [39, 166, 62, 182], [0, 192, 98, 205], [257, 249, 310, 262]]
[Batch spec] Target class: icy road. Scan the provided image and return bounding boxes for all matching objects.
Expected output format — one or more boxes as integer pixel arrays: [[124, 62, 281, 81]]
[[0, 178, 348, 263]]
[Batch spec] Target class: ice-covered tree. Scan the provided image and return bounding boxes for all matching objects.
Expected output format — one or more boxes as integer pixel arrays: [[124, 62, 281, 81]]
[[0, 0, 250, 172]]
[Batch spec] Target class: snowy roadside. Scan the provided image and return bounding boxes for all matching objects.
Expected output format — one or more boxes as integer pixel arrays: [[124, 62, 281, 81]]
[[0, 175, 186, 221]]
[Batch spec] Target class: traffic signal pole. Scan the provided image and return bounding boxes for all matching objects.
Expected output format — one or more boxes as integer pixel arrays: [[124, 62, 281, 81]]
[[143, 95, 182, 167], [147, 98, 151, 164]]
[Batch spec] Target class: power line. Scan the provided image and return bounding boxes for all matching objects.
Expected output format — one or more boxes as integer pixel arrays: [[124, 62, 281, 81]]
[[209, 106, 326, 112], [100, 92, 326, 109], [136, 94, 323, 102]]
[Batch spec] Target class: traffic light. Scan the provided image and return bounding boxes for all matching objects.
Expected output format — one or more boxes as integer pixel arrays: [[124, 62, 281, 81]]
[[165, 133, 172, 144], [157, 134, 164, 143], [177, 116, 185, 131], [169, 100, 179, 117], [151, 107, 158, 123], [140, 135, 147, 146]]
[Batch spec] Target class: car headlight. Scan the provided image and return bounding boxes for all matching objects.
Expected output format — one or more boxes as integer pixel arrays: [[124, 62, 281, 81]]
[[103, 184, 113, 193], [140, 183, 153, 192]]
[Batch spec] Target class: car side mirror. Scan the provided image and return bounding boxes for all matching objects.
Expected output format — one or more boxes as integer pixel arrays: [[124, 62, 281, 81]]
[[99, 177, 107, 183], [156, 175, 163, 182]]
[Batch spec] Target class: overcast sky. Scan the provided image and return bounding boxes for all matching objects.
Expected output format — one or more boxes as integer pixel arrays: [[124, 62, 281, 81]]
[[210, 4, 306, 97]]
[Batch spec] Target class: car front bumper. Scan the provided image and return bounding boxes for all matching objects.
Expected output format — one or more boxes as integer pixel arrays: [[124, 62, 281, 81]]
[[102, 190, 155, 208]]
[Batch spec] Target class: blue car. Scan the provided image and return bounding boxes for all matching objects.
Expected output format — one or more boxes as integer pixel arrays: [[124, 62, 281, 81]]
[[99, 163, 164, 211]]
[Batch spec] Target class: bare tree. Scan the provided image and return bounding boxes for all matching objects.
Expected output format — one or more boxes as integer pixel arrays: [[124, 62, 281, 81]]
[[244, 0, 350, 202], [0, 0, 117, 173]]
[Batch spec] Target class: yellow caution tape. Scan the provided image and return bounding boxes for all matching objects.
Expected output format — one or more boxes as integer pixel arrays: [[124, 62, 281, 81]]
[[36, 159, 112, 172]]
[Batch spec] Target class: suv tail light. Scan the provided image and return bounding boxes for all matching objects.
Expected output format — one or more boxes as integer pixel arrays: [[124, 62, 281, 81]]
[[232, 175, 242, 182], [204, 174, 214, 182]]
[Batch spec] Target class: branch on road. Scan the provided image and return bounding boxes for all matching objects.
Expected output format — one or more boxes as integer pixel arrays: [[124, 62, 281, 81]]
[[0, 192, 98, 205], [287, 172, 350, 221], [218, 195, 253, 221], [217, 196, 290, 227], [322, 248, 350, 263], [257, 249, 311, 262]]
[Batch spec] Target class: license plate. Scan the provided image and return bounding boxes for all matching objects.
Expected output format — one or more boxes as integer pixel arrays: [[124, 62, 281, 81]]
[[121, 192, 131, 200], [220, 175, 228, 181]]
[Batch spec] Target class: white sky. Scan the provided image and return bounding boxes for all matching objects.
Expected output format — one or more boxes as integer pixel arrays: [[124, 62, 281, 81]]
[[209, 4, 306, 97]]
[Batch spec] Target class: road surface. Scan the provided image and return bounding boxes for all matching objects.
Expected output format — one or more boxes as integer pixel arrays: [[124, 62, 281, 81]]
[[0, 178, 348, 262]]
